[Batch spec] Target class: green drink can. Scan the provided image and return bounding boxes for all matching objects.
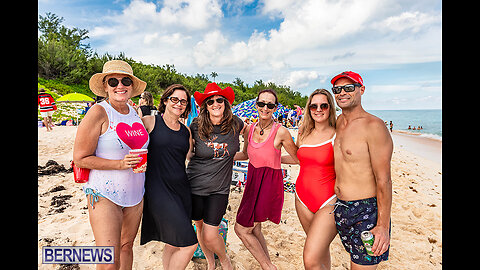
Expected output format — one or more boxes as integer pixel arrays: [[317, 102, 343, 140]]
[[361, 231, 375, 256]]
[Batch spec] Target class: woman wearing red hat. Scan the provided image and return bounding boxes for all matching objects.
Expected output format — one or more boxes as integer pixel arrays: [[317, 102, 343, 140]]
[[186, 82, 244, 270]]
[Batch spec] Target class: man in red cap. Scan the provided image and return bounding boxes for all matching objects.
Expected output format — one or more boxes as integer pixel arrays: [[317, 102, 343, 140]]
[[330, 71, 393, 269]]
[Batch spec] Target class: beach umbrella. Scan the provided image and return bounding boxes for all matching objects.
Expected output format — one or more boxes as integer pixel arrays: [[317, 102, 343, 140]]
[[232, 98, 291, 119], [56, 93, 95, 125], [56, 92, 95, 103]]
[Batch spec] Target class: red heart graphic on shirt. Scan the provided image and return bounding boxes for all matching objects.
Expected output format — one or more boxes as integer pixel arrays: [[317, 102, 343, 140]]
[[116, 122, 148, 149]]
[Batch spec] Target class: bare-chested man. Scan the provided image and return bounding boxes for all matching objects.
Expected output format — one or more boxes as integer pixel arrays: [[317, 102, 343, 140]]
[[330, 71, 393, 269]]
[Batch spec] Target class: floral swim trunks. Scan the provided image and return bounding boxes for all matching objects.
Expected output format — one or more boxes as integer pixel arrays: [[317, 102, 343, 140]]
[[333, 197, 390, 265]]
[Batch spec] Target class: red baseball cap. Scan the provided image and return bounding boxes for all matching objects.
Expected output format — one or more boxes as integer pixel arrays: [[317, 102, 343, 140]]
[[331, 71, 364, 86]]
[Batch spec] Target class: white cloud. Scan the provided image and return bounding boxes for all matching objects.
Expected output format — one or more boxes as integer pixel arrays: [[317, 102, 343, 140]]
[[78, 0, 441, 106], [193, 30, 229, 67], [282, 70, 322, 89], [373, 11, 441, 34], [158, 0, 223, 30]]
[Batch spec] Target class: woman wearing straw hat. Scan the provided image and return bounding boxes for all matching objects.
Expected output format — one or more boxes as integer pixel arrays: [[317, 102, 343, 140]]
[[73, 60, 149, 270], [186, 82, 245, 270]]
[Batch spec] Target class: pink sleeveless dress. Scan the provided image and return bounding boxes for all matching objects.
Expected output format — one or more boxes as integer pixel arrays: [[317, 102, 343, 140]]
[[236, 122, 284, 227]]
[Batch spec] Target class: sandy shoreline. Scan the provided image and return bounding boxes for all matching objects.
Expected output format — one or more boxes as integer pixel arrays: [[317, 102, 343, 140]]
[[391, 131, 442, 165], [38, 126, 442, 269]]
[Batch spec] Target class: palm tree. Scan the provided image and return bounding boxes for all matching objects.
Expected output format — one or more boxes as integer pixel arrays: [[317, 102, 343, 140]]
[[210, 71, 218, 82]]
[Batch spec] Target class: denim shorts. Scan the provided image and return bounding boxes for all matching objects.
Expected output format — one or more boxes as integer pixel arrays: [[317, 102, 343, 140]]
[[333, 197, 390, 265]]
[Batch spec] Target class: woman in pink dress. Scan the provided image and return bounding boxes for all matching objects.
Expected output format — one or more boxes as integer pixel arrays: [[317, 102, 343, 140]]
[[234, 89, 298, 269]]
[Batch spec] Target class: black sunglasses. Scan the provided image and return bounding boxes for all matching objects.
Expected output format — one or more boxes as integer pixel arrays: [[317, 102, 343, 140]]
[[331, 83, 361, 94], [309, 103, 329, 111], [168, 96, 188, 106], [107, 77, 133, 87], [206, 97, 225, 106], [256, 101, 276, 109]]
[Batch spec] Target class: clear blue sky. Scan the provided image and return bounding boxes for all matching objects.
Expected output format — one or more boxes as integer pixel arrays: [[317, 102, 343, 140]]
[[38, 0, 442, 110]]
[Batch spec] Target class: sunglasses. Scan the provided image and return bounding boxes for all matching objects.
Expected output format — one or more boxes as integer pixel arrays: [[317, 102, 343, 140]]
[[331, 83, 361, 94], [256, 101, 276, 109], [168, 96, 188, 106], [309, 103, 329, 111], [106, 77, 133, 87], [206, 97, 225, 106]]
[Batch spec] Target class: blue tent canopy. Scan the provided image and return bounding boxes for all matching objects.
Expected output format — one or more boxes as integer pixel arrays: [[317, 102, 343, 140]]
[[232, 98, 291, 119]]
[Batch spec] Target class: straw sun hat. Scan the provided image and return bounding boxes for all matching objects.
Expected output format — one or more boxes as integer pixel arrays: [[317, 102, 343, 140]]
[[89, 60, 147, 97]]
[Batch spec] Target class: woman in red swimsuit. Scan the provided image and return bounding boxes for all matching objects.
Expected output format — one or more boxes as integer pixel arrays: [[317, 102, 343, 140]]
[[283, 88, 337, 269]]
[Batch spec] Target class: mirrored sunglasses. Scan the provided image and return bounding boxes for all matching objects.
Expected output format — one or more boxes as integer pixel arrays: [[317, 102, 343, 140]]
[[331, 83, 361, 94]]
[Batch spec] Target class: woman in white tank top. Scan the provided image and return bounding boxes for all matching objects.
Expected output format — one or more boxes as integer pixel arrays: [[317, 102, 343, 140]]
[[73, 60, 149, 270]]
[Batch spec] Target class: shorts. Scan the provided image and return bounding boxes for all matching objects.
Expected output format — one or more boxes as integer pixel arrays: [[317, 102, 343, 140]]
[[191, 193, 229, 226], [333, 197, 390, 265], [40, 110, 54, 117]]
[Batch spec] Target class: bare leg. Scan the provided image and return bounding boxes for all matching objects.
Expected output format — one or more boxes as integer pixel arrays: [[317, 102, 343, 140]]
[[163, 244, 175, 269], [234, 222, 276, 270], [202, 222, 233, 270], [87, 196, 123, 270], [302, 200, 337, 270], [295, 194, 314, 233], [43, 117, 52, 131], [119, 199, 144, 270], [194, 220, 216, 270], [163, 243, 198, 269], [252, 223, 270, 260], [351, 262, 378, 270]]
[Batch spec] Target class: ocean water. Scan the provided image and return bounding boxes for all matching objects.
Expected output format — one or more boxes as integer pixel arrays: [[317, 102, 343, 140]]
[[366, 109, 442, 140]]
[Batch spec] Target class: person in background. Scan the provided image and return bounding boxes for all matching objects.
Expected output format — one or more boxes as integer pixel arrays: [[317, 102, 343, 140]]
[[282, 89, 338, 269], [137, 91, 157, 117], [140, 84, 197, 269], [389, 121, 393, 132], [73, 60, 149, 270], [186, 82, 244, 270], [331, 71, 392, 269], [38, 88, 57, 132], [234, 89, 298, 270]]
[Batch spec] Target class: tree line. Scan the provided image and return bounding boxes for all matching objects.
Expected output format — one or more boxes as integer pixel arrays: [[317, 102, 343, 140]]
[[38, 12, 308, 107]]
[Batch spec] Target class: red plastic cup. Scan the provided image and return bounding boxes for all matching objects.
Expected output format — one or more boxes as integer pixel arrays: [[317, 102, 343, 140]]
[[71, 161, 90, 183], [129, 149, 148, 173]]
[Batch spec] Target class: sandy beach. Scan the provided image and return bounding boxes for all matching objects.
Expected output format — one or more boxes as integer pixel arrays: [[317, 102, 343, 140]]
[[38, 126, 442, 269]]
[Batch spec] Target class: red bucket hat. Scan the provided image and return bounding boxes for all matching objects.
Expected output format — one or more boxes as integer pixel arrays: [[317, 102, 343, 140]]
[[194, 82, 235, 106], [331, 71, 364, 86]]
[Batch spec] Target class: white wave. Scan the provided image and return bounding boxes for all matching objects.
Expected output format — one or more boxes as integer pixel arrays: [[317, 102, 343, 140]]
[[419, 133, 442, 141]]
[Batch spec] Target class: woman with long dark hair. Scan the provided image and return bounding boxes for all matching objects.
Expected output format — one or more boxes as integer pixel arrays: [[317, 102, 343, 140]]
[[140, 84, 197, 269], [186, 82, 244, 270]]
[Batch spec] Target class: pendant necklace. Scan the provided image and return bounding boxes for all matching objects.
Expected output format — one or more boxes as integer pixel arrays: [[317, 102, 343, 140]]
[[259, 119, 273, 135]]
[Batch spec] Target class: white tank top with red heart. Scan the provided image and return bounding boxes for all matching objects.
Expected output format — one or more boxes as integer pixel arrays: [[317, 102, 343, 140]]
[[83, 100, 149, 207]]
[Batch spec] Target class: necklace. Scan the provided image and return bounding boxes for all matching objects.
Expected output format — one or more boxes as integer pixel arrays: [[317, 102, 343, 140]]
[[259, 119, 273, 135]]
